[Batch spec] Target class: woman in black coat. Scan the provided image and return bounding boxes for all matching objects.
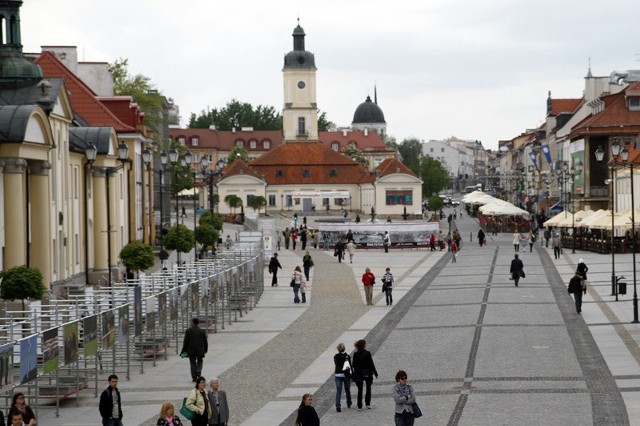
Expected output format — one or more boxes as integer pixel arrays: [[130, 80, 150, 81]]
[[352, 339, 378, 410], [295, 394, 319, 426], [510, 254, 524, 287], [577, 258, 589, 281]]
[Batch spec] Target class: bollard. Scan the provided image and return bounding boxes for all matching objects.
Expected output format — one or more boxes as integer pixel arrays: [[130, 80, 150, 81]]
[[470, 231, 473, 242]]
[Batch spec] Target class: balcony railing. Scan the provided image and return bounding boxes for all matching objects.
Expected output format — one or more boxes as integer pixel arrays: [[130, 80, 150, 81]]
[[590, 185, 608, 197]]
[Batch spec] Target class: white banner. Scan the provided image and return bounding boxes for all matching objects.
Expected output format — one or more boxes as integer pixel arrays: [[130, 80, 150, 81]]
[[291, 190, 350, 198]]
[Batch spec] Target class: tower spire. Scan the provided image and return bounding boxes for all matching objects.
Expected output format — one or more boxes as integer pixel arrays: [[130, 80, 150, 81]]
[[374, 84, 378, 104]]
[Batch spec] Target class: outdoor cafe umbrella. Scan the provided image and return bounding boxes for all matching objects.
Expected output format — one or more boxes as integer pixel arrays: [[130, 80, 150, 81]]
[[588, 211, 634, 230], [556, 209, 594, 227], [543, 211, 573, 228], [577, 209, 608, 228], [479, 200, 529, 217], [462, 190, 489, 203]]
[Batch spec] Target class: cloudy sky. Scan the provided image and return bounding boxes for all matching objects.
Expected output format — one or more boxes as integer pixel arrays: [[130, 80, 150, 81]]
[[20, 0, 640, 150]]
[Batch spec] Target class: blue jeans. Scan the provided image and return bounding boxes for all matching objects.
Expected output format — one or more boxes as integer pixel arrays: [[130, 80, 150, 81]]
[[385, 288, 393, 305], [293, 284, 300, 303], [335, 376, 352, 408]]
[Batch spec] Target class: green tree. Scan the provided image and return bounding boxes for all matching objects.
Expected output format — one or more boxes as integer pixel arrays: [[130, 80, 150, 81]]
[[163, 224, 195, 255], [247, 195, 267, 213], [119, 240, 155, 274], [195, 225, 219, 257], [318, 111, 335, 131], [188, 99, 282, 130], [342, 144, 369, 168], [397, 138, 423, 175], [0, 265, 46, 309], [109, 58, 174, 137], [227, 146, 250, 165], [420, 155, 451, 198], [224, 194, 243, 213], [427, 195, 444, 212], [199, 211, 223, 231]]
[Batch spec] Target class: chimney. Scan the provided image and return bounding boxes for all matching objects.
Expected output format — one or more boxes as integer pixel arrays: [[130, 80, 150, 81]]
[[364, 128, 368, 136], [342, 129, 348, 137], [232, 127, 236, 133], [209, 125, 216, 131]]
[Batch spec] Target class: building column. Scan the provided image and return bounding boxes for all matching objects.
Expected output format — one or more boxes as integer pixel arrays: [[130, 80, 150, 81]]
[[29, 160, 52, 286], [3, 158, 27, 269], [91, 170, 108, 276]]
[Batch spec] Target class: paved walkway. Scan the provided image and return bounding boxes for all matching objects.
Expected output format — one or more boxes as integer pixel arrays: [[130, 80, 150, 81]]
[[38, 210, 640, 425]]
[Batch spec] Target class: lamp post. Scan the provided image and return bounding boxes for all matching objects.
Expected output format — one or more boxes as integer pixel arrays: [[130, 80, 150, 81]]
[[556, 162, 572, 252], [201, 157, 224, 216], [86, 141, 130, 286], [620, 143, 638, 323], [596, 141, 622, 298], [168, 147, 181, 264], [142, 149, 169, 267]]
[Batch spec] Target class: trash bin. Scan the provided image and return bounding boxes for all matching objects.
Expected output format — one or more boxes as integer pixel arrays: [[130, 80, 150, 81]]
[[618, 282, 627, 295]]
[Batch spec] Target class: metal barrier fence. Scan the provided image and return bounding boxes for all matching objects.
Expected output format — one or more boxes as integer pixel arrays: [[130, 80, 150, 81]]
[[0, 241, 264, 418]]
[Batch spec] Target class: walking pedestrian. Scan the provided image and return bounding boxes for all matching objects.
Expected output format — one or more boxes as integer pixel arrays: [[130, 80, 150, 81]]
[[429, 233, 436, 251], [477, 228, 485, 247], [577, 258, 589, 282], [225, 235, 232, 249], [300, 275, 308, 303], [334, 239, 345, 263], [362, 268, 375, 306], [156, 401, 184, 426], [301, 228, 308, 250], [291, 266, 305, 304], [345, 240, 357, 263], [180, 318, 208, 382], [568, 270, 587, 313], [295, 394, 319, 426], [512, 230, 520, 253], [99, 375, 123, 426], [383, 231, 390, 253], [382, 267, 394, 306], [352, 339, 378, 410], [450, 239, 458, 262], [292, 228, 298, 250], [312, 231, 319, 249], [334, 343, 352, 412], [346, 229, 354, 242], [186, 377, 211, 426], [283, 227, 291, 249], [528, 230, 536, 252], [552, 232, 562, 259], [207, 378, 229, 426], [393, 370, 417, 426], [510, 254, 524, 287], [268, 253, 282, 287], [544, 227, 551, 248], [302, 250, 314, 281], [322, 232, 329, 250], [277, 233, 281, 251]]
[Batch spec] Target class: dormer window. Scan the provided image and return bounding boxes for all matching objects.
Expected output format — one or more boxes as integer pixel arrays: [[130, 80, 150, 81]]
[[191, 137, 199, 146], [235, 140, 244, 148], [303, 170, 311, 178], [263, 140, 270, 149], [249, 140, 257, 149], [178, 137, 186, 146], [629, 97, 640, 111], [331, 142, 340, 151], [329, 169, 337, 177], [276, 170, 284, 178]]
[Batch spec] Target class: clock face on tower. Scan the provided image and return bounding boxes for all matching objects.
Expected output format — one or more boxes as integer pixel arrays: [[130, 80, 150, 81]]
[[297, 81, 306, 89]]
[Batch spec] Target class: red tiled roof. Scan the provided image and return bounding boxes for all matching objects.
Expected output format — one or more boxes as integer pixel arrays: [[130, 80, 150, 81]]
[[99, 96, 145, 128], [222, 142, 375, 185], [34, 52, 136, 132], [551, 98, 582, 115], [375, 157, 418, 178], [571, 82, 640, 138], [168, 128, 392, 152]]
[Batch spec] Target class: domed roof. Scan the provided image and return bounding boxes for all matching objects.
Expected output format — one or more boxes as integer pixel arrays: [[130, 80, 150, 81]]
[[352, 96, 386, 124], [0, 47, 43, 87], [283, 23, 316, 70]]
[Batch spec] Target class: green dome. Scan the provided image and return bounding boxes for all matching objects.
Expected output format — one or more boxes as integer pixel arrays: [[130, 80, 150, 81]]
[[0, 46, 42, 86]]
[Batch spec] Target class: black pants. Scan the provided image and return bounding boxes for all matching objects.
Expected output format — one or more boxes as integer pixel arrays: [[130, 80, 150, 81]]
[[355, 376, 373, 408], [384, 243, 389, 253], [189, 355, 203, 381], [285, 239, 290, 249], [271, 271, 278, 286], [554, 247, 561, 259], [573, 291, 583, 313]]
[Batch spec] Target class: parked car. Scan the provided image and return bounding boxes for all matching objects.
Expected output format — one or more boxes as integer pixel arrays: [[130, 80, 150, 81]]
[[451, 199, 460, 206]]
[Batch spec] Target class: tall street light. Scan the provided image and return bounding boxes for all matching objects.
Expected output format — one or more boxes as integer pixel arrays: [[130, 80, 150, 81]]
[[556, 162, 573, 252], [142, 148, 169, 267], [571, 161, 583, 254], [201, 157, 224, 216], [596, 140, 622, 298], [86, 141, 130, 286], [168, 147, 181, 264], [619, 143, 638, 323]]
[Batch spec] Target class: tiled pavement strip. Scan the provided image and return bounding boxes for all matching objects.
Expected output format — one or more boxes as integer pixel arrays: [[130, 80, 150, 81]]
[[39, 211, 640, 425]]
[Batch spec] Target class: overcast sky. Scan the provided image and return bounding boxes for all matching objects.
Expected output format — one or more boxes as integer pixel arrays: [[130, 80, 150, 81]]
[[20, 0, 640, 150]]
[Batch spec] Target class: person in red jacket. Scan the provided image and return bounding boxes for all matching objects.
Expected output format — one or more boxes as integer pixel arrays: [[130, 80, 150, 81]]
[[362, 268, 376, 305]]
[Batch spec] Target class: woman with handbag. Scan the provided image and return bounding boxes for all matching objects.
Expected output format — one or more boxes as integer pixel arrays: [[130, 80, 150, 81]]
[[352, 339, 378, 410], [185, 377, 211, 426], [333, 343, 353, 412], [393, 370, 419, 426], [291, 266, 305, 304], [156, 401, 184, 426]]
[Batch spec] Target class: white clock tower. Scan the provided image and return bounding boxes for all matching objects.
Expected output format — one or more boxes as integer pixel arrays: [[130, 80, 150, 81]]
[[282, 21, 319, 142]]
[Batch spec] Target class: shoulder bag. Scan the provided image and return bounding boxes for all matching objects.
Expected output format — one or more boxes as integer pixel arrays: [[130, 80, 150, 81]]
[[180, 396, 195, 421], [412, 401, 423, 418]]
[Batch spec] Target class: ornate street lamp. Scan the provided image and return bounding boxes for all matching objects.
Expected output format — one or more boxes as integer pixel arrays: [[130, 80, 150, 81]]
[[142, 148, 169, 267], [620, 143, 638, 323]]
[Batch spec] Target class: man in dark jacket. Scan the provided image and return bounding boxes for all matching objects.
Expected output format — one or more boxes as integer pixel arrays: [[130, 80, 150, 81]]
[[181, 318, 208, 381], [268, 253, 282, 287], [510, 254, 524, 287], [99, 374, 123, 426], [477, 229, 486, 247], [568, 270, 586, 313]]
